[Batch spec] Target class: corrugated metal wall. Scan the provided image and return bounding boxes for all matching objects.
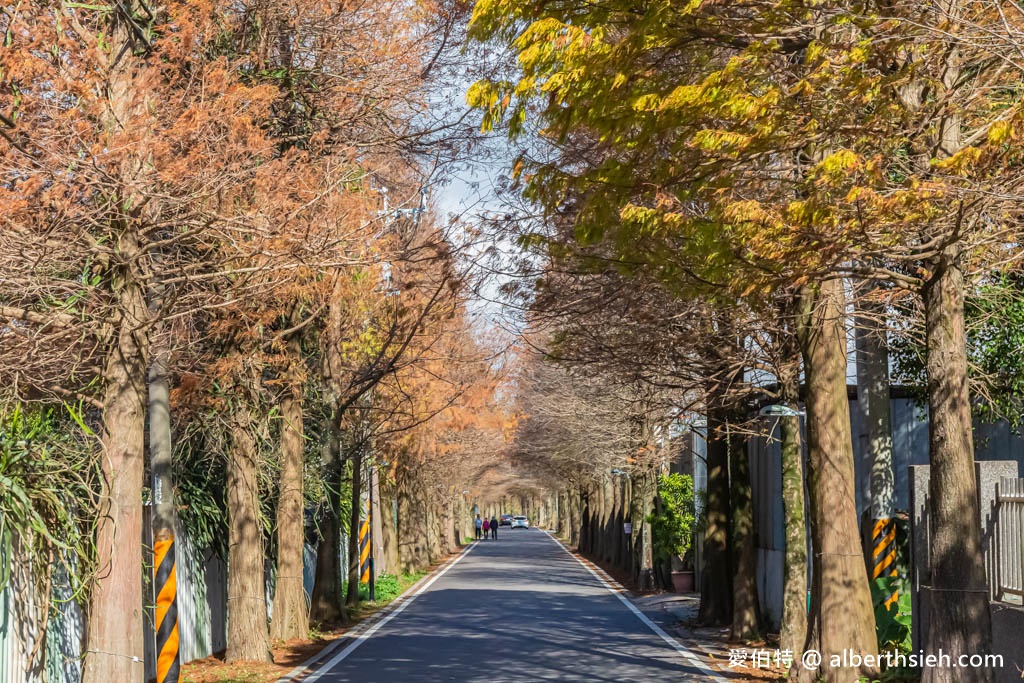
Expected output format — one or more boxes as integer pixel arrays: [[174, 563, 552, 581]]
[[0, 520, 325, 682], [0, 540, 82, 683]]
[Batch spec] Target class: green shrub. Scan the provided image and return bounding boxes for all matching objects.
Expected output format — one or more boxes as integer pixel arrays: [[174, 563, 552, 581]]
[[648, 473, 696, 565], [0, 404, 97, 600]]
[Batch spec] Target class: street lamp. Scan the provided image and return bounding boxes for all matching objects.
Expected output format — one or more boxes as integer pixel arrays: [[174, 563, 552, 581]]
[[757, 404, 805, 418]]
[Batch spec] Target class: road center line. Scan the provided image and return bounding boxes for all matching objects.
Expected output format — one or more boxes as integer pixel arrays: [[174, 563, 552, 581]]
[[542, 530, 727, 683], [296, 540, 480, 682]]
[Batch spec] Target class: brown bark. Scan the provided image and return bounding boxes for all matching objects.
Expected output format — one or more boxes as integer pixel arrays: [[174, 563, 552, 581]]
[[397, 464, 428, 572], [583, 489, 594, 553], [798, 279, 877, 679], [382, 484, 401, 568], [83, 265, 148, 683], [226, 388, 272, 663], [612, 477, 625, 570], [345, 445, 364, 607], [425, 488, 440, 563], [698, 385, 733, 626], [730, 421, 760, 641], [81, 25, 152, 678], [635, 468, 655, 590], [922, 255, 993, 683], [602, 477, 615, 563], [309, 422, 346, 625], [777, 357, 808, 656], [271, 333, 309, 641], [571, 491, 581, 547]]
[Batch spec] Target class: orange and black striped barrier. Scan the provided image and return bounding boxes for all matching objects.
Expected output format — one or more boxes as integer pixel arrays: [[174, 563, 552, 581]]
[[154, 535, 180, 682], [359, 510, 372, 584], [872, 518, 898, 608]]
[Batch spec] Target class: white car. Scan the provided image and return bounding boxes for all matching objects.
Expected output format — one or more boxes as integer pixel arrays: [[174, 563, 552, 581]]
[[511, 515, 530, 529]]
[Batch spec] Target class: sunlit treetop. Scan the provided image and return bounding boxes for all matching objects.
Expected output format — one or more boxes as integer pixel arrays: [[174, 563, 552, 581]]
[[467, 0, 1024, 297]]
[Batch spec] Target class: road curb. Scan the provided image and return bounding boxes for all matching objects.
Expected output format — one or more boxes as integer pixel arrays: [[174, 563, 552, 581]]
[[542, 530, 728, 683], [277, 541, 479, 682]]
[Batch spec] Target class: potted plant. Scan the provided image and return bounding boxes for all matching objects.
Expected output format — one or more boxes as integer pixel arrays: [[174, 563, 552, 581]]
[[670, 553, 694, 593], [649, 473, 697, 593]]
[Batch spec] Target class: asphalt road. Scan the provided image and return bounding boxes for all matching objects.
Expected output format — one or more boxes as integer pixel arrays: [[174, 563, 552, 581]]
[[302, 529, 718, 682]]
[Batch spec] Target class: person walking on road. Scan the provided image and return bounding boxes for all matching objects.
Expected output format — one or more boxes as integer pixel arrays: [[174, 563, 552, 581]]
[[474, 514, 483, 540], [490, 515, 498, 539], [482, 516, 490, 539]]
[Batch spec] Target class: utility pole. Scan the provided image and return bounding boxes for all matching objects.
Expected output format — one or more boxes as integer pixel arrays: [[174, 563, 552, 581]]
[[149, 345, 179, 683], [367, 450, 376, 602], [855, 286, 897, 605]]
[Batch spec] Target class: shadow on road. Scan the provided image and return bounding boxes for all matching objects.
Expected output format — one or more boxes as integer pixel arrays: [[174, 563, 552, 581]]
[[312, 531, 713, 682]]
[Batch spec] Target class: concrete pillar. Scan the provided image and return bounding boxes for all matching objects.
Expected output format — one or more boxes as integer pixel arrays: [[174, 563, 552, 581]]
[[909, 464, 930, 652], [976, 461, 1019, 601], [910, 461, 1021, 650]]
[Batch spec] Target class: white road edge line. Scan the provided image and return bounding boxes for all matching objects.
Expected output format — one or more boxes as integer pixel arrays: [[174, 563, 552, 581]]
[[283, 541, 480, 682], [542, 530, 727, 683]]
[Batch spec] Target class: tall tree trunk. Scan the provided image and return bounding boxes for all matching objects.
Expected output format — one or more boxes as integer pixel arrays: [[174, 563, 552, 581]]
[[730, 420, 760, 640], [777, 355, 808, 656], [798, 279, 877, 679], [612, 477, 624, 569], [226, 387, 272, 663], [698, 384, 732, 626], [345, 444, 364, 607], [310, 422, 346, 625], [603, 477, 615, 563], [397, 466, 420, 573], [922, 255, 993, 683], [83, 271, 148, 683], [579, 490, 591, 553], [636, 468, 655, 590], [82, 23, 151, 682], [381, 484, 400, 569], [271, 333, 308, 641], [561, 491, 569, 540]]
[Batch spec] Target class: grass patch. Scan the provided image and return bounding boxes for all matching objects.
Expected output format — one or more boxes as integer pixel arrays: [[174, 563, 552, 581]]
[[342, 570, 428, 611]]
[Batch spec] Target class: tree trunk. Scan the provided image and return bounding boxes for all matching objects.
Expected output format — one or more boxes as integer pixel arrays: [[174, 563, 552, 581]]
[[602, 477, 615, 563], [698, 385, 732, 626], [922, 256, 993, 683], [778, 358, 808, 656], [397, 467, 415, 572], [561, 491, 569, 540], [271, 334, 308, 641], [798, 279, 877, 679], [572, 491, 582, 546], [579, 490, 591, 553], [82, 25, 151, 683], [83, 273, 148, 683], [612, 477, 624, 570], [310, 421, 346, 625], [636, 468, 655, 590], [226, 391, 272, 663], [729, 421, 760, 641], [345, 445, 364, 607], [381, 484, 401, 569]]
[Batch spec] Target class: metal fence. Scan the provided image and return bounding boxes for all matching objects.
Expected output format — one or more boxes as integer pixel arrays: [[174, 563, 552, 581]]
[[997, 477, 1024, 604], [2, 513, 331, 683], [0, 543, 84, 683]]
